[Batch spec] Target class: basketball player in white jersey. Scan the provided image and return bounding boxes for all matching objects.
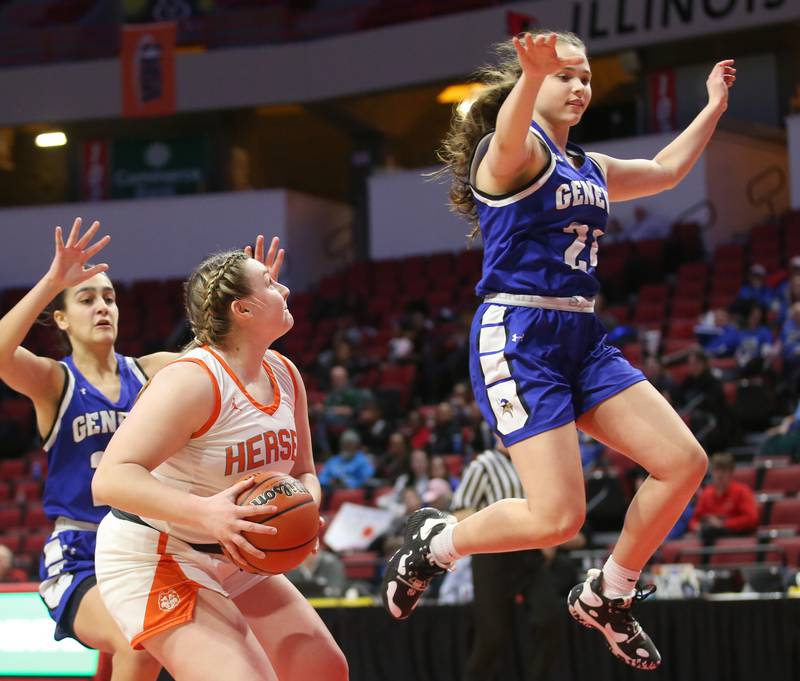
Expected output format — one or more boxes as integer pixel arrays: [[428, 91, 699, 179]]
[[91, 237, 348, 681]]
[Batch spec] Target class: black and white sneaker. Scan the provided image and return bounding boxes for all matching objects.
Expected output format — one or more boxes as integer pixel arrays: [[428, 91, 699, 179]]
[[567, 568, 661, 671], [381, 507, 456, 620]]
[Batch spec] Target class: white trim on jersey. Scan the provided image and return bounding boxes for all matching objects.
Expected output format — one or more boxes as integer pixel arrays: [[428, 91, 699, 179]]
[[43, 363, 75, 452], [470, 126, 558, 208], [126, 356, 148, 385]]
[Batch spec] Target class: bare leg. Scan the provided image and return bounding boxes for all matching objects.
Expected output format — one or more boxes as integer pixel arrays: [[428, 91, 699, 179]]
[[142, 589, 277, 681], [452, 422, 586, 555], [577, 380, 707, 570], [72, 585, 161, 681], [234, 575, 348, 681]]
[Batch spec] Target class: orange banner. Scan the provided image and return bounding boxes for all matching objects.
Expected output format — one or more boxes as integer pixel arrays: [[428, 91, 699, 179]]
[[121, 22, 176, 118]]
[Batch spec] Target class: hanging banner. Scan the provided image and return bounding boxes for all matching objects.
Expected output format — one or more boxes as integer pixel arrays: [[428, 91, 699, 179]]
[[121, 22, 176, 118], [648, 69, 676, 133]]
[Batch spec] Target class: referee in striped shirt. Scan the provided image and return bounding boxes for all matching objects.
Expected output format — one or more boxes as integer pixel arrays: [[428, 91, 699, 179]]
[[452, 442, 584, 681]]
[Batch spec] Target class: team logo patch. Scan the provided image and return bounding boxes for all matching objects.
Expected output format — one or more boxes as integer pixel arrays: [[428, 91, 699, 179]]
[[511, 333, 524, 342], [498, 398, 515, 418], [158, 589, 180, 612]]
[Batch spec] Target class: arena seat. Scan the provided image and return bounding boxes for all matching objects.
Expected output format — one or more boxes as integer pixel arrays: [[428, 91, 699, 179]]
[[762, 465, 800, 495]]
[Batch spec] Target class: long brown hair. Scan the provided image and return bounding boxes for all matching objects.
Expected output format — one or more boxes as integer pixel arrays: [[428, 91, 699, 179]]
[[436, 30, 586, 242], [183, 251, 252, 350]]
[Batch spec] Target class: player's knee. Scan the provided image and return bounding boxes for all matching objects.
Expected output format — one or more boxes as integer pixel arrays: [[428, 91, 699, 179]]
[[549, 509, 585, 544], [676, 441, 708, 486], [112, 645, 160, 674]]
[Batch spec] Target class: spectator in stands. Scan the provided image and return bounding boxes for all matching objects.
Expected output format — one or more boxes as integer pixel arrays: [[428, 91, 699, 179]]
[[627, 205, 670, 241], [733, 263, 775, 313], [676, 348, 733, 451], [780, 302, 800, 393], [389, 448, 430, 501], [642, 355, 677, 403], [315, 365, 373, 453], [0, 545, 27, 583], [429, 401, 464, 454], [697, 308, 740, 357], [689, 452, 758, 547], [776, 261, 800, 322], [430, 454, 459, 490], [375, 431, 410, 481], [318, 429, 375, 493], [759, 399, 800, 462], [286, 549, 347, 598], [422, 477, 453, 512], [601, 216, 624, 244], [735, 305, 774, 374], [355, 401, 390, 455], [403, 409, 432, 450]]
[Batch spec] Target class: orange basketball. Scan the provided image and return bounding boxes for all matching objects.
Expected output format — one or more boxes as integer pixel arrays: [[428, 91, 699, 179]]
[[235, 471, 319, 574]]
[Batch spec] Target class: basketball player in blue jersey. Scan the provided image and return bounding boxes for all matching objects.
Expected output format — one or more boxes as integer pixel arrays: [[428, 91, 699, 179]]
[[382, 32, 736, 670], [0, 218, 174, 679]]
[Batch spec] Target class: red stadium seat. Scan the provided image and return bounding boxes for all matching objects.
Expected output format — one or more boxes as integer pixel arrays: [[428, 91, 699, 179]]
[[22, 531, 50, 554], [674, 280, 706, 300], [342, 551, 379, 581], [708, 537, 760, 565], [0, 533, 22, 552], [0, 505, 22, 527], [0, 458, 26, 479], [14, 480, 42, 502], [24, 504, 50, 530], [770, 498, 800, 527], [761, 465, 800, 495], [772, 537, 800, 566], [441, 454, 463, 479], [659, 537, 701, 564], [0, 481, 10, 502], [732, 466, 757, 489], [667, 318, 697, 340], [638, 284, 669, 304], [327, 488, 366, 513]]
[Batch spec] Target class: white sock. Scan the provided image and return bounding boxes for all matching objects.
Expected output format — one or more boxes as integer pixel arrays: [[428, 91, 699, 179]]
[[429, 522, 462, 567], [601, 556, 640, 599]]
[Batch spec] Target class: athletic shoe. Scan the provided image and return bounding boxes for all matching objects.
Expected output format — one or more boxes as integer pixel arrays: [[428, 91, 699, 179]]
[[567, 568, 661, 671], [381, 507, 456, 620]]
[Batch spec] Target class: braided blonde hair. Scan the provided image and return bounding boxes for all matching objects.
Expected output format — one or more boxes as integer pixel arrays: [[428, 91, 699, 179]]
[[184, 251, 251, 349]]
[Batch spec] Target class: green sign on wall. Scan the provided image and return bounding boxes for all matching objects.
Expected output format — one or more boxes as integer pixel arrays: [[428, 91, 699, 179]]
[[0, 592, 99, 676], [111, 137, 206, 198]]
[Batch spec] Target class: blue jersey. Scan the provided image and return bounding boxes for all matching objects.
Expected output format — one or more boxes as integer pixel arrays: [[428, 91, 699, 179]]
[[471, 121, 609, 298], [41, 354, 147, 524]]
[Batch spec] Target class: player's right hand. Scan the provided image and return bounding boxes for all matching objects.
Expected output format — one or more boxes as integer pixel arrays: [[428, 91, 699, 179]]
[[46, 217, 111, 290], [512, 33, 584, 80], [195, 476, 278, 571]]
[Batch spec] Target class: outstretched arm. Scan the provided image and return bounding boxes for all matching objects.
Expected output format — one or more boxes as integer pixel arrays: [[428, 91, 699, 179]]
[[0, 218, 109, 408], [590, 60, 736, 202], [477, 33, 584, 190]]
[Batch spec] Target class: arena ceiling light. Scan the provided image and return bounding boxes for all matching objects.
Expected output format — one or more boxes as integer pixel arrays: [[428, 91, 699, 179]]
[[35, 132, 67, 148], [437, 83, 487, 116]]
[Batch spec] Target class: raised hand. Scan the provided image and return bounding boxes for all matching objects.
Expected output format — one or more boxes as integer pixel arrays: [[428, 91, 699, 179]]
[[197, 476, 278, 572], [245, 235, 285, 282], [706, 59, 736, 111], [512, 32, 585, 80], [46, 217, 111, 290]]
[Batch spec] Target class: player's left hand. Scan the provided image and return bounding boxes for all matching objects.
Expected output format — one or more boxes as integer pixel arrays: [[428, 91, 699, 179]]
[[706, 59, 735, 111], [245, 235, 285, 281]]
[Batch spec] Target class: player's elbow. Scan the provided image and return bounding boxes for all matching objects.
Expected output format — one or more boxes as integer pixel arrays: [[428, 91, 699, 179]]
[[91, 466, 112, 506]]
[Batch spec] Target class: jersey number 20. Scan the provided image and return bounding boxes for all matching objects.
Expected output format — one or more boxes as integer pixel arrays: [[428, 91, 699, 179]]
[[563, 222, 603, 271]]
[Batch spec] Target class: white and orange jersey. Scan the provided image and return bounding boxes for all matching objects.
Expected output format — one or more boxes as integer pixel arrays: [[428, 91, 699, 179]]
[[141, 344, 299, 544]]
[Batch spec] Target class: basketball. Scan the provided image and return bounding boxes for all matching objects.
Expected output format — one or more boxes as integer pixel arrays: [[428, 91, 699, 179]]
[[235, 471, 319, 574]]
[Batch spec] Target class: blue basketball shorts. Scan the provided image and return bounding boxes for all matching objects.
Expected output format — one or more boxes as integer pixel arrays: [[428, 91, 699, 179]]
[[39, 522, 98, 644], [469, 301, 646, 447]]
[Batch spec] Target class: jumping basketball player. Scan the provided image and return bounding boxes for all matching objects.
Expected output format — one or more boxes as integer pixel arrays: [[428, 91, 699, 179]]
[[381, 32, 735, 670], [0, 218, 173, 680], [91, 237, 348, 681]]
